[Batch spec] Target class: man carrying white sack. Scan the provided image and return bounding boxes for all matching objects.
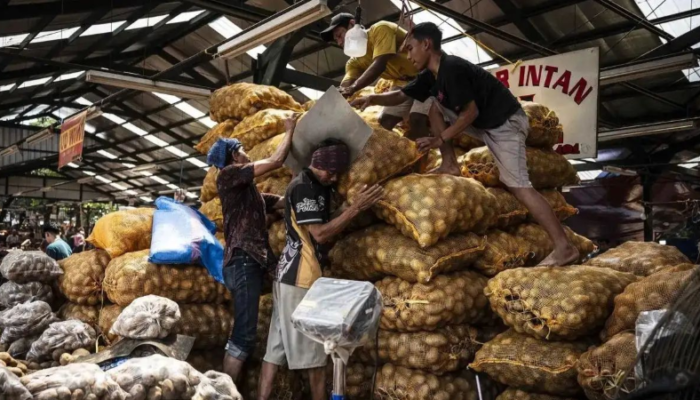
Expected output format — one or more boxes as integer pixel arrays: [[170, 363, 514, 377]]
[[352, 22, 578, 267], [258, 139, 383, 400]]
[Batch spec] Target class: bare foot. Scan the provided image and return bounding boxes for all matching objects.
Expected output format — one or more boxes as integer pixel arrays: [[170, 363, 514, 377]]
[[537, 244, 579, 266], [427, 164, 461, 176]]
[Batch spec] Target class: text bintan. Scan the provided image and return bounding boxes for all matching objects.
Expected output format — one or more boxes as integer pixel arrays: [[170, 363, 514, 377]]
[[495, 65, 595, 105]]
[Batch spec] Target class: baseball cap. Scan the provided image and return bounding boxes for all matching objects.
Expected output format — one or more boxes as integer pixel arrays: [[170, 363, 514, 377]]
[[320, 12, 355, 42]]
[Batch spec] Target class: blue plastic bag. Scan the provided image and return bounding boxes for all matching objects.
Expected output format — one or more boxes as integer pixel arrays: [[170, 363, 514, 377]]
[[149, 197, 224, 283]]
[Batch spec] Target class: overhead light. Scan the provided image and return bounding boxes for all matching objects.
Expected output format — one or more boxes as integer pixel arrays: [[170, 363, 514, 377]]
[[24, 128, 54, 145], [598, 119, 697, 142], [129, 163, 159, 172], [600, 53, 698, 85], [77, 177, 94, 184], [603, 166, 637, 176], [0, 145, 19, 157], [216, 0, 331, 60], [85, 70, 211, 100]]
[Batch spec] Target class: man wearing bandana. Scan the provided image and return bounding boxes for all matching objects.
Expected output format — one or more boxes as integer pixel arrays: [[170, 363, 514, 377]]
[[258, 139, 384, 400]]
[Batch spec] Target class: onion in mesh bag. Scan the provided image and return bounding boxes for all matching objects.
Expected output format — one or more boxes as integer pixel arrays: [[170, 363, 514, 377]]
[[21, 363, 127, 400], [0, 281, 53, 308], [374, 364, 488, 400], [329, 224, 485, 283], [461, 146, 578, 189], [578, 332, 636, 400], [58, 249, 111, 305], [0, 365, 31, 400], [375, 271, 491, 332], [496, 389, 577, 400], [110, 295, 181, 340], [513, 223, 596, 265], [0, 251, 62, 283], [209, 83, 303, 122], [374, 174, 497, 248], [584, 241, 690, 276], [0, 301, 58, 345], [601, 267, 695, 341], [474, 230, 532, 277], [27, 320, 96, 362], [485, 266, 637, 340], [521, 102, 563, 148], [194, 119, 239, 155], [86, 208, 154, 258], [470, 330, 588, 396]]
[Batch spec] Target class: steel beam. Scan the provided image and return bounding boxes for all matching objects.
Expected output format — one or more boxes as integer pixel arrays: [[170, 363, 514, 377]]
[[0, 0, 177, 20], [642, 26, 700, 59], [592, 0, 674, 41], [281, 69, 339, 92]]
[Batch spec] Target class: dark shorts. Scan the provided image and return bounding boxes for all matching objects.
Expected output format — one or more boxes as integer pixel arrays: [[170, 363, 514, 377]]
[[223, 249, 264, 362]]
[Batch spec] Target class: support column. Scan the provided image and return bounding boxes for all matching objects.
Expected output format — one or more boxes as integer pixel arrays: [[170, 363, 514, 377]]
[[642, 175, 654, 242]]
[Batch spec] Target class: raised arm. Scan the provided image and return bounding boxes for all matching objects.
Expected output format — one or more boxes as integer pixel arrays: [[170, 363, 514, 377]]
[[350, 90, 410, 111], [252, 115, 299, 178], [340, 54, 393, 97]]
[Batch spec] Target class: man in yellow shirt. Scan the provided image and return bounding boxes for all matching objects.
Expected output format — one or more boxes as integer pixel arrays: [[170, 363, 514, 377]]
[[321, 13, 429, 138]]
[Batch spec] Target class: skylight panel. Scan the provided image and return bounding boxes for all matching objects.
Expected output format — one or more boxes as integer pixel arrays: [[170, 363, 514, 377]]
[[167, 10, 206, 24], [97, 150, 118, 159], [102, 113, 127, 124], [0, 34, 28, 48], [174, 102, 206, 118], [18, 77, 51, 89], [84, 124, 96, 133], [56, 71, 85, 81], [145, 135, 169, 147], [126, 15, 168, 31], [187, 158, 208, 168], [0, 84, 16, 92], [140, 196, 153, 202], [167, 183, 180, 190], [165, 146, 188, 158], [109, 182, 128, 191], [80, 21, 126, 37], [0, 114, 18, 121], [95, 175, 112, 184], [31, 27, 80, 44], [75, 97, 94, 106], [679, 156, 700, 169], [122, 123, 148, 136], [198, 117, 217, 128], [153, 92, 180, 104], [150, 176, 170, 185]]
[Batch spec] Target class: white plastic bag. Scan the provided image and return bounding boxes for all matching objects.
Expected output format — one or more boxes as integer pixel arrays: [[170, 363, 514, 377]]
[[20, 363, 128, 400], [107, 354, 205, 399], [0, 365, 31, 400], [0, 251, 62, 283], [193, 371, 243, 400], [0, 301, 58, 344], [110, 295, 181, 339], [27, 320, 97, 361], [0, 281, 54, 309]]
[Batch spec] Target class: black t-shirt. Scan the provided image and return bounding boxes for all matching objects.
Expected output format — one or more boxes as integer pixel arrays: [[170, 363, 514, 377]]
[[402, 54, 521, 130]]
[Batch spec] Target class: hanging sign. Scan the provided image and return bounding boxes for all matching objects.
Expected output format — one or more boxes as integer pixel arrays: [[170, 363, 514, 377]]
[[491, 47, 600, 159], [58, 110, 88, 169]]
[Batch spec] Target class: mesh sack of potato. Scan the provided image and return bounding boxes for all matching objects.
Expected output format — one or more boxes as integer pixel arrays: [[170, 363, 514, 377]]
[[21, 362, 127, 400], [601, 268, 694, 341], [187, 349, 225, 373], [0, 301, 58, 345], [522, 102, 563, 148], [424, 148, 468, 172], [578, 332, 636, 400], [251, 294, 273, 361], [488, 188, 528, 229], [229, 109, 294, 150], [241, 361, 302, 400], [110, 295, 181, 340], [348, 86, 377, 102], [0, 281, 53, 309], [337, 127, 421, 204], [97, 305, 123, 343], [302, 100, 316, 111], [375, 270, 491, 331], [103, 250, 230, 306], [107, 354, 204, 399], [193, 370, 243, 400], [357, 325, 481, 374], [58, 249, 111, 306], [7, 335, 39, 359], [26, 320, 96, 362], [87, 208, 154, 258], [268, 220, 287, 259], [584, 241, 691, 277], [496, 388, 578, 400], [247, 134, 293, 183], [474, 230, 532, 277], [0, 365, 31, 400], [374, 363, 485, 400], [340, 362, 375, 399], [513, 223, 596, 265], [200, 197, 223, 231], [485, 266, 637, 340], [257, 174, 291, 197], [194, 119, 239, 155], [57, 303, 100, 329], [655, 263, 698, 274], [375, 175, 497, 248], [453, 133, 485, 151], [538, 190, 577, 221], [329, 224, 485, 283], [0, 251, 62, 283], [461, 146, 579, 189], [201, 167, 219, 202], [209, 83, 303, 122], [471, 330, 588, 396]]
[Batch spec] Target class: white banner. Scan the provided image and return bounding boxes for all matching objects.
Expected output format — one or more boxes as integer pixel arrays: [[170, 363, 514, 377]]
[[491, 48, 600, 159]]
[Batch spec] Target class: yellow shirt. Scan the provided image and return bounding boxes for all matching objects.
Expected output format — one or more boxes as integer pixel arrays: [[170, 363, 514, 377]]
[[342, 21, 419, 85]]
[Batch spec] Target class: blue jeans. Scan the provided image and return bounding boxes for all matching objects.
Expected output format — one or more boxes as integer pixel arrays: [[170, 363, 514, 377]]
[[223, 249, 264, 362]]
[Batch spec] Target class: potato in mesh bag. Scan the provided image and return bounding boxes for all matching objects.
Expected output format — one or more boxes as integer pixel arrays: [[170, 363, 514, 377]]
[[496, 388, 578, 400], [58, 303, 100, 329], [268, 220, 286, 259], [7, 335, 39, 359], [241, 361, 302, 400], [601, 267, 695, 341], [229, 109, 295, 150], [374, 174, 497, 248], [488, 188, 528, 228], [108, 354, 204, 399], [341, 362, 375, 399], [58, 249, 111, 306], [247, 134, 293, 183], [0, 365, 31, 400], [103, 250, 230, 306], [187, 349, 224, 373], [538, 190, 577, 221], [425, 147, 467, 171], [252, 294, 273, 361], [578, 332, 636, 400], [110, 295, 181, 340], [27, 320, 96, 362], [461, 146, 578, 189], [194, 119, 239, 155], [0, 301, 58, 345], [21, 362, 127, 400], [375, 271, 491, 332], [522, 102, 563, 148], [257, 174, 291, 197], [474, 230, 532, 277], [87, 208, 154, 258], [201, 167, 219, 202], [209, 83, 303, 122], [357, 325, 481, 374], [0, 281, 53, 308], [584, 241, 690, 276], [485, 266, 636, 340], [337, 127, 421, 204], [513, 223, 596, 265], [454, 133, 484, 151], [329, 224, 485, 283], [471, 330, 588, 396], [0, 251, 62, 283], [374, 363, 487, 400], [200, 197, 223, 231]]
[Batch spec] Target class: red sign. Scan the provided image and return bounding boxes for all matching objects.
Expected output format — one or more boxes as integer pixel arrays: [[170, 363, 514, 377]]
[[58, 110, 87, 169]]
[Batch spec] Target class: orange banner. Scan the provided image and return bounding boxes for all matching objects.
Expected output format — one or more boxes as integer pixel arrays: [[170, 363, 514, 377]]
[[58, 110, 87, 169]]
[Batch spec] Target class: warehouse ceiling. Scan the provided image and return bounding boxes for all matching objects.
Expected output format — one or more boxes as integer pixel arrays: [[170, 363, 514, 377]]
[[0, 0, 698, 203]]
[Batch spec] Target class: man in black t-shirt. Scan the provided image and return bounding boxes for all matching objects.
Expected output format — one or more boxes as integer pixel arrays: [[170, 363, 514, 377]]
[[351, 22, 579, 267]]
